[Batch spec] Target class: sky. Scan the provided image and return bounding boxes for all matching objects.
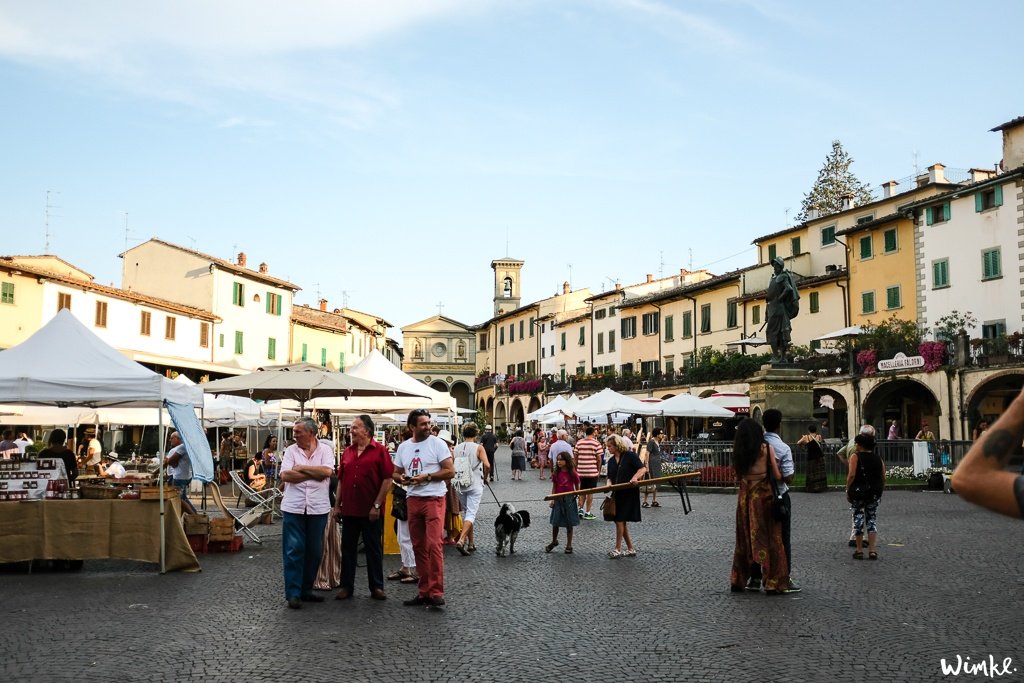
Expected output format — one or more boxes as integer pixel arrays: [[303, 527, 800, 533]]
[[1, 1, 1022, 337]]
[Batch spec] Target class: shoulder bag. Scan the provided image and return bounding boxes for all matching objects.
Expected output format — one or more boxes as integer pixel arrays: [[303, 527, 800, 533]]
[[390, 482, 408, 521]]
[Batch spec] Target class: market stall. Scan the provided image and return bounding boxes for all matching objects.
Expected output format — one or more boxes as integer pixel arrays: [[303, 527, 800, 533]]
[[0, 310, 207, 572]]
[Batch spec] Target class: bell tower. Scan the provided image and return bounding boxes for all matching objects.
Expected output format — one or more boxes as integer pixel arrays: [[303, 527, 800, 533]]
[[491, 258, 524, 316]]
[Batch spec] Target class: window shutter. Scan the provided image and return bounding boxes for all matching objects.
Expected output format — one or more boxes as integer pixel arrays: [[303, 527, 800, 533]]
[[933, 261, 941, 286], [860, 236, 871, 259], [925, 207, 934, 225], [621, 318, 627, 337], [884, 229, 896, 252], [994, 185, 1003, 207], [942, 202, 950, 221], [975, 192, 984, 213], [767, 244, 776, 261]]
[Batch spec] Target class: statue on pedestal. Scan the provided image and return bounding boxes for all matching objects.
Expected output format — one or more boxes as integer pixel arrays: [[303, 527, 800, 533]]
[[765, 257, 800, 364]]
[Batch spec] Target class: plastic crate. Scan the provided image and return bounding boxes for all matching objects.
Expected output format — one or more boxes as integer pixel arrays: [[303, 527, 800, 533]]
[[207, 536, 243, 553]]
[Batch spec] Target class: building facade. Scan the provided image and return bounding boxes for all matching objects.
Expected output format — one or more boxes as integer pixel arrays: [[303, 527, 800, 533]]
[[401, 315, 476, 409]]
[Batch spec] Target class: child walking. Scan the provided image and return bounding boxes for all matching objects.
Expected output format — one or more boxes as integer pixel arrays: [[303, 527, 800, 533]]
[[546, 451, 581, 554]]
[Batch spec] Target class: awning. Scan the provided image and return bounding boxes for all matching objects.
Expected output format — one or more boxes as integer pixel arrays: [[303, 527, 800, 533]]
[[125, 351, 249, 376], [706, 393, 750, 414], [725, 335, 768, 347], [813, 325, 863, 341]]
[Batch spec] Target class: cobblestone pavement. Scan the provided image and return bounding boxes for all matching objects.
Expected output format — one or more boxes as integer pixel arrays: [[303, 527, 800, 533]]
[[3, 446, 1024, 682]]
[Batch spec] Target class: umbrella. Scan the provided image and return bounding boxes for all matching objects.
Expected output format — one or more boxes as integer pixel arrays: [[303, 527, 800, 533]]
[[813, 325, 863, 341], [705, 392, 750, 414], [725, 335, 769, 347], [201, 364, 424, 415], [658, 393, 735, 418], [568, 388, 662, 418]]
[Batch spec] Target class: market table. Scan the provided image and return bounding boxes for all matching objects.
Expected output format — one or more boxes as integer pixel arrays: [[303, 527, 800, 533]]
[[0, 498, 200, 572]]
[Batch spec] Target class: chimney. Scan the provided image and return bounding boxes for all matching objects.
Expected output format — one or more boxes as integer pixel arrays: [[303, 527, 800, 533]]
[[562, 281, 570, 295], [928, 163, 946, 184], [258, 262, 268, 274], [237, 252, 247, 267], [614, 283, 622, 291], [841, 193, 854, 211], [882, 180, 898, 198], [807, 207, 819, 220], [646, 274, 653, 283], [970, 168, 997, 183], [319, 298, 328, 312]]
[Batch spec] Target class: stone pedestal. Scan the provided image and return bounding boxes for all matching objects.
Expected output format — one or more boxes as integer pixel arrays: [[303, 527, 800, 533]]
[[748, 365, 814, 445]]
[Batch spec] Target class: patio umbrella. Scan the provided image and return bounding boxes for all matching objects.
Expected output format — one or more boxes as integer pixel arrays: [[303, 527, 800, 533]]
[[813, 325, 863, 341], [568, 388, 662, 418], [201, 364, 425, 416], [725, 335, 769, 347]]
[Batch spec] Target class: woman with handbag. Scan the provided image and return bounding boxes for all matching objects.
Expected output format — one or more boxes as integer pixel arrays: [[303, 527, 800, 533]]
[[604, 435, 646, 558], [730, 419, 791, 594], [846, 433, 885, 560]]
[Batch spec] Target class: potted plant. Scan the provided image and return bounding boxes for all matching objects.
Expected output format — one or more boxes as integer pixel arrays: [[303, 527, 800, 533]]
[[990, 334, 1010, 364]]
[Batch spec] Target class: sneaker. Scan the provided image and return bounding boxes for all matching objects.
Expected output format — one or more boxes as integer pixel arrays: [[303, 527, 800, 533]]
[[545, 540, 558, 553], [427, 596, 446, 609], [582, 512, 597, 520], [744, 578, 761, 592], [782, 581, 802, 594], [578, 508, 585, 516]]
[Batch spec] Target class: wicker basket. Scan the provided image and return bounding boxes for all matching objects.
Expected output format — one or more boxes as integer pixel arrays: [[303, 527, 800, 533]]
[[140, 486, 182, 501], [80, 484, 122, 500]]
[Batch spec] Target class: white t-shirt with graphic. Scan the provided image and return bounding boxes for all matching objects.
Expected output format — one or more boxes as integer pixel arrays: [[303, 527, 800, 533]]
[[395, 435, 451, 498]]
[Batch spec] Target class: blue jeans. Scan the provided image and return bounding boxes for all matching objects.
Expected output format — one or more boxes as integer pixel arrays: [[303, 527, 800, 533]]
[[282, 511, 329, 599], [172, 479, 196, 514]]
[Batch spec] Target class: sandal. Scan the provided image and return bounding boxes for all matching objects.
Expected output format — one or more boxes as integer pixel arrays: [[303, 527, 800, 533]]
[[852, 551, 864, 560], [565, 547, 573, 554], [399, 574, 419, 584], [467, 544, 477, 553], [387, 569, 410, 581], [608, 549, 622, 559], [456, 542, 470, 556], [545, 540, 559, 553], [868, 552, 878, 560], [641, 502, 650, 508], [651, 501, 661, 507]]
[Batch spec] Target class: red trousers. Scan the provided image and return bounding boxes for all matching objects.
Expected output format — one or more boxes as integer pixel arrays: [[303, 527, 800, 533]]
[[407, 495, 446, 598]]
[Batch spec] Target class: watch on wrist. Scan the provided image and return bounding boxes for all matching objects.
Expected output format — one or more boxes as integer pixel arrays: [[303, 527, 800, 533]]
[[373, 503, 381, 510], [426, 473, 432, 482]]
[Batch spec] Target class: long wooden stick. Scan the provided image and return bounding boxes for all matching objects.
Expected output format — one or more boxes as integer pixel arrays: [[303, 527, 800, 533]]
[[543, 472, 701, 500]]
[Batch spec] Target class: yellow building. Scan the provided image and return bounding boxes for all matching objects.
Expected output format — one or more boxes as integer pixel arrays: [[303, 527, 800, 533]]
[[838, 214, 918, 326], [290, 304, 351, 370]]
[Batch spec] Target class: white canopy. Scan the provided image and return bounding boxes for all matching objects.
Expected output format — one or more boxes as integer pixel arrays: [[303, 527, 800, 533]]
[[658, 393, 735, 418], [814, 325, 863, 341], [706, 392, 750, 414], [568, 388, 662, 418], [310, 350, 454, 413], [526, 394, 573, 421], [0, 310, 202, 408]]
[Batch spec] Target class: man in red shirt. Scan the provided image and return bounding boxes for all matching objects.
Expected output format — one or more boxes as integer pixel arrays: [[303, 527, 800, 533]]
[[574, 426, 604, 520], [334, 415, 394, 601]]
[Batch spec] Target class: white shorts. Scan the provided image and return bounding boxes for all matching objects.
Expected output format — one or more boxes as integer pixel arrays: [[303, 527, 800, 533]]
[[457, 486, 483, 524]]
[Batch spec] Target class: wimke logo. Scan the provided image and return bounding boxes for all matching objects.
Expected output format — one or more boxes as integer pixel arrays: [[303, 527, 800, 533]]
[[940, 655, 1016, 678]]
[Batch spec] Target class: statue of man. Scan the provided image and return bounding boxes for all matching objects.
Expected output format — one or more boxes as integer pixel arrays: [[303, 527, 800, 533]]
[[765, 257, 800, 363]]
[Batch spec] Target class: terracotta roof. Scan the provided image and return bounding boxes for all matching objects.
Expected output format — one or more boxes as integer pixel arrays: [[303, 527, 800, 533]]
[[0, 258, 219, 321], [991, 116, 1024, 132], [291, 305, 350, 334], [735, 269, 846, 303], [125, 238, 301, 291], [340, 307, 392, 331], [895, 166, 1024, 211], [2, 255, 94, 281], [619, 266, 753, 309], [835, 212, 904, 236]]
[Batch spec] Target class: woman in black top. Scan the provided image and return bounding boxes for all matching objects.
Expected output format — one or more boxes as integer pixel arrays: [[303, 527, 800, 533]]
[[797, 423, 827, 493], [846, 433, 885, 560], [605, 434, 647, 558]]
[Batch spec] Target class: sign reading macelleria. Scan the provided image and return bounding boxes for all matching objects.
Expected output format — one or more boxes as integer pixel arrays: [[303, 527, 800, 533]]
[[877, 352, 925, 372]]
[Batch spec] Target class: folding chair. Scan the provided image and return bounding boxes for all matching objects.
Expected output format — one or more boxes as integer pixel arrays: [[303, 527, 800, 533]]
[[230, 470, 282, 517], [206, 475, 280, 544]]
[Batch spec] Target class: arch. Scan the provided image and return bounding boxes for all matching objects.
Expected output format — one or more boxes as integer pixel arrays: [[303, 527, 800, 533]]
[[495, 400, 508, 424], [429, 380, 449, 393], [527, 396, 541, 415], [965, 371, 1024, 433], [486, 396, 494, 419], [450, 381, 472, 410], [477, 397, 487, 415], [659, 393, 676, 400], [862, 377, 941, 438], [509, 397, 525, 426], [813, 388, 849, 441]]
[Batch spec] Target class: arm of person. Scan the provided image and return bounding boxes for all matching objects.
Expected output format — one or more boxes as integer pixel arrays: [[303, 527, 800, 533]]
[[836, 439, 852, 466], [434, 454, 455, 481], [477, 445, 490, 479], [845, 453, 857, 499], [368, 476, 391, 521], [768, 445, 783, 482], [163, 450, 183, 468], [780, 446, 795, 485], [951, 391, 1024, 519]]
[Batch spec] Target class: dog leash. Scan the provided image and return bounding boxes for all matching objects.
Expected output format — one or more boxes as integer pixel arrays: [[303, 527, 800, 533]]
[[484, 481, 503, 506]]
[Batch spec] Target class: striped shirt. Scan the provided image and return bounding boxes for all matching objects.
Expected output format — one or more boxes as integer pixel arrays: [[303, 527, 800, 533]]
[[574, 437, 603, 478]]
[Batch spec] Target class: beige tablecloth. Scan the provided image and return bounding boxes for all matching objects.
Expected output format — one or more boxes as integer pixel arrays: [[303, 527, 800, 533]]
[[0, 499, 200, 572]]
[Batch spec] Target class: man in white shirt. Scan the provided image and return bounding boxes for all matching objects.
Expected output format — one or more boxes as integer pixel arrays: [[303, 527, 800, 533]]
[[99, 454, 126, 479], [84, 430, 103, 470], [163, 431, 197, 515], [14, 432, 34, 454], [762, 409, 800, 593], [393, 408, 454, 609], [279, 417, 335, 609]]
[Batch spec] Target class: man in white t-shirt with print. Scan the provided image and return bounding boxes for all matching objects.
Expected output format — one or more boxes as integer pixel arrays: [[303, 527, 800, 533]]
[[393, 408, 454, 610]]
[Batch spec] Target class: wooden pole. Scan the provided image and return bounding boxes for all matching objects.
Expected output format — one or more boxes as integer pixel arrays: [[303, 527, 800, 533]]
[[543, 471, 701, 500]]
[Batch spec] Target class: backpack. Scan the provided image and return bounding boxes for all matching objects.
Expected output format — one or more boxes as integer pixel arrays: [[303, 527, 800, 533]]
[[453, 442, 475, 491]]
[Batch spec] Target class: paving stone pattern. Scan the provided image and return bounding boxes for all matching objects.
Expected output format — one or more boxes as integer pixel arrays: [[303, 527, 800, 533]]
[[3, 445, 1024, 682]]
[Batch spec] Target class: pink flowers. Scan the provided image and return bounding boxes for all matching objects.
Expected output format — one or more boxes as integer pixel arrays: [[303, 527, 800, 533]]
[[856, 349, 878, 376], [918, 341, 947, 372]]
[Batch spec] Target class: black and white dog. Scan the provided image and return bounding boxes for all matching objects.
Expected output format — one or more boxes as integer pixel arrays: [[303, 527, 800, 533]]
[[494, 503, 531, 556]]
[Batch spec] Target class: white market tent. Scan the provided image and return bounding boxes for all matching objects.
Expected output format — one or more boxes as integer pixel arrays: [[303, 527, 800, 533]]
[[658, 393, 736, 418], [706, 392, 750, 413], [526, 394, 570, 421], [309, 350, 454, 413], [0, 310, 209, 572], [568, 388, 662, 419]]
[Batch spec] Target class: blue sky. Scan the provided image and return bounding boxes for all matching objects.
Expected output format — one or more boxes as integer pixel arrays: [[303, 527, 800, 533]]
[[1, 1, 1021, 334]]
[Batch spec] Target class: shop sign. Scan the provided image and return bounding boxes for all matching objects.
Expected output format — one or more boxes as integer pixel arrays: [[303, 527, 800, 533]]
[[877, 352, 925, 372]]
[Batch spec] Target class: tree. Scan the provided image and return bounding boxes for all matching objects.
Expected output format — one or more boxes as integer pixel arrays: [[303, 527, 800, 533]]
[[797, 140, 875, 221]]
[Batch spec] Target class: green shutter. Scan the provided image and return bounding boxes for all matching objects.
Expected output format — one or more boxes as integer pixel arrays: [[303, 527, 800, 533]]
[[665, 315, 673, 341], [268, 338, 276, 360], [560, 332, 566, 350], [860, 236, 872, 259], [975, 192, 984, 213], [884, 229, 897, 252], [791, 236, 801, 256], [862, 292, 874, 314], [886, 286, 900, 309], [983, 249, 1001, 279], [994, 185, 1003, 207], [301, 343, 307, 361], [234, 331, 244, 354], [682, 311, 692, 338], [767, 244, 776, 261], [339, 352, 345, 371], [809, 292, 819, 314], [926, 207, 934, 225], [321, 348, 327, 367], [942, 202, 950, 221], [752, 305, 760, 325]]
